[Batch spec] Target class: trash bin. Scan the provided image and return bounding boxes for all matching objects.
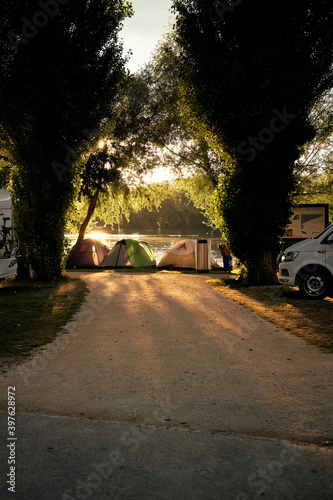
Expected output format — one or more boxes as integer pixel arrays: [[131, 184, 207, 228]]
[[196, 238, 211, 273]]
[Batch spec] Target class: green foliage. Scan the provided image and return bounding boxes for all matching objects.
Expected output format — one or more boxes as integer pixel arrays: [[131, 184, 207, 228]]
[[0, 0, 132, 280], [68, 181, 171, 233], [67, 179, 216, 234], [69, 31, 229, 240], [134, 33, 229, 186], [72, 71, 168, 243], [177, 176, 222, 231], [118, 195, 209, 232], [295, 89, 333, 213], [0, 159, 12, 189], [297, 170, 333, 221], [79, 143, 124, 200]]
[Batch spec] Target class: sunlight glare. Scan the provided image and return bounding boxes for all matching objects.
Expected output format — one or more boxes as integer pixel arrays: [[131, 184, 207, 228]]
[[88, 231, 109, 241]]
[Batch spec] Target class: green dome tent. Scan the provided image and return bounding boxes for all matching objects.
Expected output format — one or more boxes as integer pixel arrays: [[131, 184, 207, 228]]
[[100, 239, 156, 268]]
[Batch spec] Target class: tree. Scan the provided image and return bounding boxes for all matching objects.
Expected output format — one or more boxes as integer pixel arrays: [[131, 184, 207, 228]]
[[66, 178, 215, 235], [0, 0, 133, 279], [112, 34, 229, 233], [71, 72, 161, 243], [140, 34, 228, 188], [173, 0, 333, 284], [72, 41, 227, 242], [76, 142, 125, 243], [66, 181, 175, 236], [295, 89, 333, 201], [0, 150, 13, 189]]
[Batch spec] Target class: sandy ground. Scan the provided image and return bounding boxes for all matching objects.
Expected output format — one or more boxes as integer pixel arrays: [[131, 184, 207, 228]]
[[1, 272, 332, 444]]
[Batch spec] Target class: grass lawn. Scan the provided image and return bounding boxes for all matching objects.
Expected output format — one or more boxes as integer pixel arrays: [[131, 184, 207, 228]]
[[209, 279, 333, 353], [0, 276, 87, 360]]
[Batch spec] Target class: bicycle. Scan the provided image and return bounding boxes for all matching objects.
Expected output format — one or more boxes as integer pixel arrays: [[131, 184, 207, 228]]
[[0, 212, 20, 258]]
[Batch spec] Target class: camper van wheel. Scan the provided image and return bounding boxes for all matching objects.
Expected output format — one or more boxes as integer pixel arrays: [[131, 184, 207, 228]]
[[299, 271, 329, 300]]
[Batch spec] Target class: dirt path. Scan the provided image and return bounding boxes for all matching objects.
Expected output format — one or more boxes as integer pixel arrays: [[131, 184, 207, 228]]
[[1, 272, 332, 443]]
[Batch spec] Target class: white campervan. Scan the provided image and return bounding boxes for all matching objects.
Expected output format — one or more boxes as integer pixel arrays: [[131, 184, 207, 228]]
[[279, 224, 333, 299], [0, 189, 18, 279]]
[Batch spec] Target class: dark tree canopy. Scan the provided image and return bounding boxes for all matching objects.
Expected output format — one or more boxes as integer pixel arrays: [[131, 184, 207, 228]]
[[173, 0, 333, 283], [0, 0, 132, 279], [174, 0, 333, 150]]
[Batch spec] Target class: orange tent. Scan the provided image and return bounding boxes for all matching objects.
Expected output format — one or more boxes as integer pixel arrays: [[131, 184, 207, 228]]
[[66, 239, 109, 268]]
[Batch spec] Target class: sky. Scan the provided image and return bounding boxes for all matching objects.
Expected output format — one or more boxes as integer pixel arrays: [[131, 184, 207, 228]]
[[120, 0, 174, 73]]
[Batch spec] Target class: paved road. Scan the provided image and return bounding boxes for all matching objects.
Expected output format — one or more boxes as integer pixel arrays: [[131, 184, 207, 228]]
[[0, 272, 332, 499]]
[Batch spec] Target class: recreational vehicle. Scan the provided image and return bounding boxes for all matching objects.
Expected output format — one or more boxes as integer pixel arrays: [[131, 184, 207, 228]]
[[0, 189, 18, 279]]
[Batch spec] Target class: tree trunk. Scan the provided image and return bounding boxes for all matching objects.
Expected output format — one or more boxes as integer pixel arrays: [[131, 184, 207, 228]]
[[258, 249, 279, 284], [76, 188, 100, 244], [13, 169, 72, 281], [246, 249, 279, 285]]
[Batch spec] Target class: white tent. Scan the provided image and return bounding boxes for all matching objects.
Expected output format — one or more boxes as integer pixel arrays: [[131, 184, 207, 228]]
[[157, 239, 196, 269]]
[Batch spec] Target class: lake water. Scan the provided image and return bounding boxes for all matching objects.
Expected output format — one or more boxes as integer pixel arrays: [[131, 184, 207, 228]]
[[66, 231, 225, 267]]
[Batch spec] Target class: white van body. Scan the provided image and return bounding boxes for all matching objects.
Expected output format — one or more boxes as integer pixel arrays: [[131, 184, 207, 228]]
[[279, 224, 333, 299], [0, 189, 18, 279]]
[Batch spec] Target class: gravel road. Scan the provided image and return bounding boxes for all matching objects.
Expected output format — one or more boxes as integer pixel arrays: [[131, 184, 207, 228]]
[[1, 272, 332, 444]]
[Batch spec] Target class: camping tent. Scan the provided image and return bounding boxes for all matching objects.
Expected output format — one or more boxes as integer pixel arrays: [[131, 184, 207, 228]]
[[100, 239, 156, 268], [157, 238, 221, 269], [66, 239, 110, 268], [157, 239, 196, 269]]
